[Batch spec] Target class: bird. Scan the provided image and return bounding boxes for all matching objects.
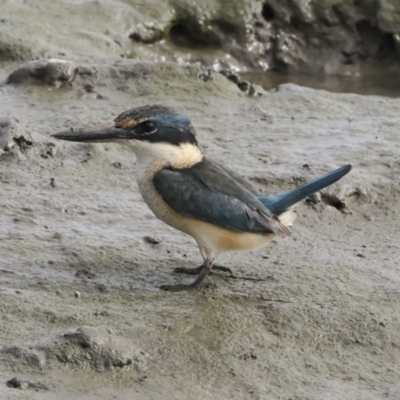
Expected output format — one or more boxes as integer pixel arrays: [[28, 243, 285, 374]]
[[53, 104, 351, 292]]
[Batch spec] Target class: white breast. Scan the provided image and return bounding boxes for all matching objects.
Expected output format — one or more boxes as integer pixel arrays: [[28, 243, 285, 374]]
[[129, 140, 204, 232]]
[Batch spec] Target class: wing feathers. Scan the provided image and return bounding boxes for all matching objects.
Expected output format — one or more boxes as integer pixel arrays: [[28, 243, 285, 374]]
[[153, 159, 288, 237]]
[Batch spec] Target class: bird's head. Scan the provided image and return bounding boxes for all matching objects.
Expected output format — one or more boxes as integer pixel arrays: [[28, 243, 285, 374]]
[[53, 105, 200, 157]]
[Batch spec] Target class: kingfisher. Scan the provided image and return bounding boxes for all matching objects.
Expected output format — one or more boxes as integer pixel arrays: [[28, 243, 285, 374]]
[[53, 105, 351, 291]]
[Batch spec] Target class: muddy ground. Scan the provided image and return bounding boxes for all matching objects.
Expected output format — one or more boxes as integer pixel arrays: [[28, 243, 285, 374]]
[[1, 2, 400, 400], [0, 60, 399, 400]]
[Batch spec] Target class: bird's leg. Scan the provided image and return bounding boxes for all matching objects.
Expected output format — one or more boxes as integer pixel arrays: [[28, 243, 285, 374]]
[[160, 253, 215, 292]]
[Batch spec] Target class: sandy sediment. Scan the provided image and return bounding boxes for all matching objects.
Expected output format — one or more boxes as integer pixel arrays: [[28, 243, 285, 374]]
[[1, 1, 400, 399]]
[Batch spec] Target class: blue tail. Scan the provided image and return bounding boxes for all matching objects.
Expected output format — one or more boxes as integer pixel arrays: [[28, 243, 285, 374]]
[[259, 165, 351, 215]]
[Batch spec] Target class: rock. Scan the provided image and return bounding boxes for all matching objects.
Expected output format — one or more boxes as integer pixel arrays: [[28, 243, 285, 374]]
[[0, 117, 20, 153], [112, 161, 122, 169], [250, 0, 400, 75], [123, 0, 400, 75], [219, 69, 263, 95], [6, 59, 78, 86], [378, 1, 400, 32], [144, 236, 162, 245], [6, 377, 29, 390], [0, 117, 33, 157], [6, 377, 48, 391], [2, 0, 400, 76], [129, 22, 165, 44]]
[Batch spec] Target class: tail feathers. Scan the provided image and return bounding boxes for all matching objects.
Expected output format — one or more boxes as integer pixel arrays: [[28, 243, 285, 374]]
[[259, 164, 351, 216]]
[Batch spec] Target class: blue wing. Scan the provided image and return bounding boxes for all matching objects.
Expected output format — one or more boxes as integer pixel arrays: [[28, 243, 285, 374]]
[[153, 159, 288, 236], [212, 161, 261, 196], [259, 165, 352, 215]]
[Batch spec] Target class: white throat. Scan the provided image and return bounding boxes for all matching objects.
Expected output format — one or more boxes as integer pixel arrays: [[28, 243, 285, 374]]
[[121, 140, 203, 180]]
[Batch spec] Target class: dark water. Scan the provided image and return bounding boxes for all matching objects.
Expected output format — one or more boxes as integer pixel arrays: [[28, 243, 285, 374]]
[[243, 68, 400, 98]]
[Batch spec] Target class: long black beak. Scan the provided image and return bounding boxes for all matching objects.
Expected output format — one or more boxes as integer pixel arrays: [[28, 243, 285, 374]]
[[52, 127, 137, 143]]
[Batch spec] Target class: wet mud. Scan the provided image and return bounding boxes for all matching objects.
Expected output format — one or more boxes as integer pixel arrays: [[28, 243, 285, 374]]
[[1, 1, 400, 399]]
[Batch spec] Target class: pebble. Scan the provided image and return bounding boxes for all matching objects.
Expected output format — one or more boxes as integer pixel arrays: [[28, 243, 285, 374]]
[[143, 235, 162, 245]]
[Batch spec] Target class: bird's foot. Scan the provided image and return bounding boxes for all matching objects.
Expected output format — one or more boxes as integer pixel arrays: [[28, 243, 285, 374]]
[[159, 282, 215, 292], [173, 264, 233, 276], [163, 259, 216, 291], [212, 265, 234, 275], [173, 265, 202, 275]]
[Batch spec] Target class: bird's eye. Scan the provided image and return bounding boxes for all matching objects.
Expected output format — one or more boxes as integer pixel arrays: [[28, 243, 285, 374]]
[[139, 120, 157, 134]]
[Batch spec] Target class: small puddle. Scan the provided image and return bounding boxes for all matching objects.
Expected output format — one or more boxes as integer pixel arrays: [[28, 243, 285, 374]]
[[242, 66, 400, 98]]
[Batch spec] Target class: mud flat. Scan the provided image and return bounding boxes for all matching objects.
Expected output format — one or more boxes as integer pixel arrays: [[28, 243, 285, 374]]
[[1, 1, 400, 399]]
